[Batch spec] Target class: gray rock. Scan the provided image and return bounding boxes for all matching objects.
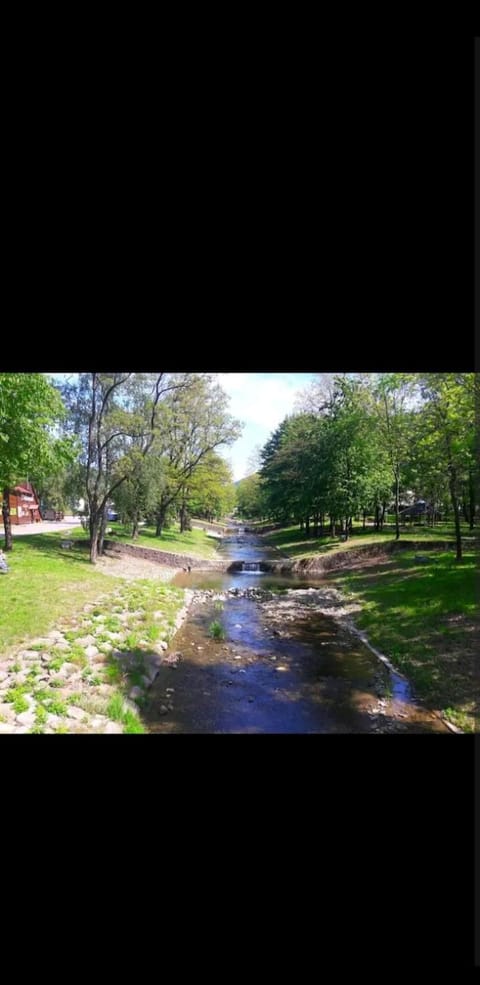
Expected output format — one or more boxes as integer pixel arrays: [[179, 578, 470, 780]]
[[66, 706, 87, 721], [84, 645, 99, 659], [76, 635, 96, 647], [0, 722, 17, 732], [90, 715, 108, 727], [104, 722, 123, 734], [47, 631, 64, 640], [53, 641, 71, 652], [61, 663, 78, 677], [129, 686, 144, 701], [16, 711, 36, 727], [46, 714, 62, 728], [163, 652, 181, 666], [123, 699, 139, 715], [49, 672, 67, 684], [159, 705, 169, 715], [0, 702, 15, 719]]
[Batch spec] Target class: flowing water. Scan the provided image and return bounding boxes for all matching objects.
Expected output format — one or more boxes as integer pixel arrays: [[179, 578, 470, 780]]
[[144, 524, 448, 733]]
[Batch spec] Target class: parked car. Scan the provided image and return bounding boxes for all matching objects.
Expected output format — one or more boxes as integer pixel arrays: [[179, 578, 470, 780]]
[[107, 511, 119, 522]]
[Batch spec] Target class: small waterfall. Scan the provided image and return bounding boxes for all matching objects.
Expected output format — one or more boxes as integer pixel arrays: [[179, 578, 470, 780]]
[[241, 562, 262, 573]]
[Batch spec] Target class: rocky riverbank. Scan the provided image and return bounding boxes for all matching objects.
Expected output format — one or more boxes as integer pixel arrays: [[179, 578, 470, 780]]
[[0, 580, 194, 734]]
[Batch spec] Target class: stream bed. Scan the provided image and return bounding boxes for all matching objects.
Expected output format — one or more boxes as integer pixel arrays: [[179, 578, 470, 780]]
[[144, 524, 448, 733]]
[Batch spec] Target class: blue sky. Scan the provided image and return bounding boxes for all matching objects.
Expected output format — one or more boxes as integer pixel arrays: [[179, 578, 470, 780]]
[[50, 372, 316, 481], [216, 373, 315, 480]]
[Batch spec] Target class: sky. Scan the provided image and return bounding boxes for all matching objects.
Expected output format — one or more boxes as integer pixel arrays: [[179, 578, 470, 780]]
[[49, 372, 317, 482], [216, 373, 316, 480]]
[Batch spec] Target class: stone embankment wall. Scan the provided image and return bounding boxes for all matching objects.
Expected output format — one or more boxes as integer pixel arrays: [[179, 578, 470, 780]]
[[267, 539, 471, 574], [103, 540, 225, 570]]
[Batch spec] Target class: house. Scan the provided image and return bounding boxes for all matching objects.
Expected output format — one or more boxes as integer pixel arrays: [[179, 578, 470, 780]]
[[0, 483, 42, 524], [398, 500, 441, 522]]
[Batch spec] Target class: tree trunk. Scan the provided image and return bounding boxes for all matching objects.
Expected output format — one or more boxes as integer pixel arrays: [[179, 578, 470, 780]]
[[394, 475, 400, 540], [469, 469, 475, 529], [330, 517, 336, 536], [305, 516, 310, 537], [2, 488, 12, 551], [381, 501, 387, 531], [180, 501, 189, 533], [299, 519, 304, 531], [448, 466, 462, 561], [132, 516, 139, 539], [363, 510, 367, 530], [313, 513, 319, 538], [156, 507, 166, 537], [97, 505, 108, 557], [89, 514, 100, 564]]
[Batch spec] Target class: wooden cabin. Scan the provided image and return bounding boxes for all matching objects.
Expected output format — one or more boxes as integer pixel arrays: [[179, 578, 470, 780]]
[[0, 483, 42, 524]]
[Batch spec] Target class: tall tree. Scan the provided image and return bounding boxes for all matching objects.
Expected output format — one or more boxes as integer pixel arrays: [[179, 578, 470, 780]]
[[415, 374, 476, 561], [150, 376, 241, 536], [0, 374, 73, 550], [60, 373, 188, 562], [374, 374, 413, 540]]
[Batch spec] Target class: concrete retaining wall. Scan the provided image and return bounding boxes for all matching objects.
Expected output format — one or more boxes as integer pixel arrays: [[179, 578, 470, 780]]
[[103, 539, 224, 569]]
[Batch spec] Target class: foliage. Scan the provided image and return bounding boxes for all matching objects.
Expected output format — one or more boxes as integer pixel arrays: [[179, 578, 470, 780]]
[[209, 619, 225, 640]]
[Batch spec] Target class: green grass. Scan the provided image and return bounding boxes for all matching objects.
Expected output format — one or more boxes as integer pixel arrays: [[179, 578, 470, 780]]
[[330, 550, 478, 732], [209, 619, 225, 640], [87, 522, 219, 559], [0, 533, 116, 651], [106, 693, 145, 733], [0, 535, 186, 734], [262, 521, 475, 560], [8, 691, 30, 714]]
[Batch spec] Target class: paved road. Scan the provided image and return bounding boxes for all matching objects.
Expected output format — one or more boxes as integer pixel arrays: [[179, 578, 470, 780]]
[[9, 516, 80, 537]]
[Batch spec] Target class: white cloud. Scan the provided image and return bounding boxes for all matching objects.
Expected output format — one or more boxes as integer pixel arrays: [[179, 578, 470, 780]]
[[216, 373, 315, 480]]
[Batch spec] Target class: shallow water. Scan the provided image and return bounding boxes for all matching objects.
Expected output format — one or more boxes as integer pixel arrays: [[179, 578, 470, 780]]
[[144, 524, 448, 732]]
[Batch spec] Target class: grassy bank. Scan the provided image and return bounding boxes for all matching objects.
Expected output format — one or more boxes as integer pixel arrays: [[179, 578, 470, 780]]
[[329, 550, 478, 732], [0, 572, 186, 734], [261, 522, 474, 560], [66, 523, 219, 559], [0, 533, 116, 651]]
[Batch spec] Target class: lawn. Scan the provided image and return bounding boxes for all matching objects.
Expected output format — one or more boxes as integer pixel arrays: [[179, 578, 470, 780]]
[[329, 550, 478, 732], [97, 522, 220, 559], [0, 534, 116, 652], [261, 522, 474, 560]]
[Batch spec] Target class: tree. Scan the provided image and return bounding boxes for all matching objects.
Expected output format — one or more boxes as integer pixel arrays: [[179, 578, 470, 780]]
[[415, 374, 476, 561], [373, 374, 413, 540], [0, 374, 74, 550], [236, 473, 265, 519], [149, 376, 241, 536], [60, 373, 190, 562], [185, 453, 235, 522]]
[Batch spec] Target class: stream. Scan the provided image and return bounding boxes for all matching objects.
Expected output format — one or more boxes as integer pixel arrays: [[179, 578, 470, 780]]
[[144, 523, 448, 733]]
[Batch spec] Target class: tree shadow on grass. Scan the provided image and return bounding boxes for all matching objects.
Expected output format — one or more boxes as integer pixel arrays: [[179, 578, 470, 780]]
[[13, 534, 92, 566]]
